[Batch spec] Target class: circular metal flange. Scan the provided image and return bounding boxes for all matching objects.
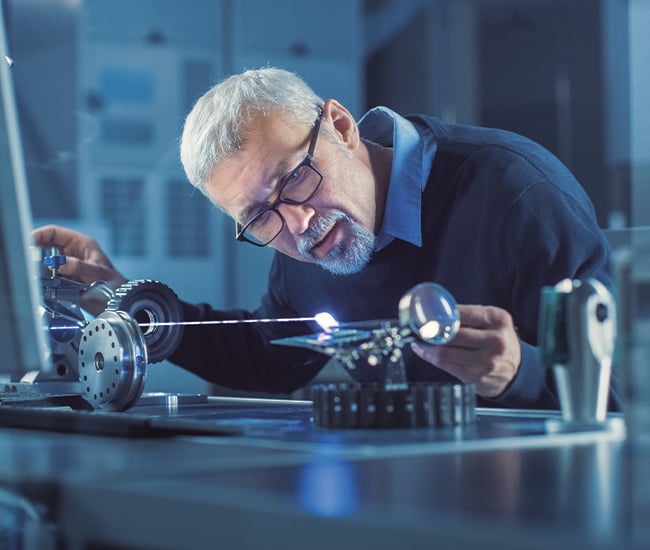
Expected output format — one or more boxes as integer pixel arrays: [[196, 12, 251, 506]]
[[106, 279, 184, 363], [311, 382, 476, 429], [78, 310, 147, 411]]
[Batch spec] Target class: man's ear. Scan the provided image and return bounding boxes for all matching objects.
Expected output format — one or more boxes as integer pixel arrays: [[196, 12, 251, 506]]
[[322, 98, 360, 152]]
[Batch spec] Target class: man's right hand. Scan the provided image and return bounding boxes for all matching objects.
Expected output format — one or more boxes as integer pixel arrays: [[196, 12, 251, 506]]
[[33, 224, 128, 290]]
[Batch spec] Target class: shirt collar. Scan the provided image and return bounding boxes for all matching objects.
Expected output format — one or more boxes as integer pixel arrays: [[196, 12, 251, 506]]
[[357, 106, 432, 249]]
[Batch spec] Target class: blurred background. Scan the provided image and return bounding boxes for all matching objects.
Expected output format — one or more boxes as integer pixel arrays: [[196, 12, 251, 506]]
[[4, 0, 648, 393]]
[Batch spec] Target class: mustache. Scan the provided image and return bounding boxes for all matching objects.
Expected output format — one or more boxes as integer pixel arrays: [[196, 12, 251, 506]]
[[297, 211, 348, 257]]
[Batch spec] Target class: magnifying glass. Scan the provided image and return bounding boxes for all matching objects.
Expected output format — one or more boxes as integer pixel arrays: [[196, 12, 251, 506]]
[[398, 282, 460, 345]]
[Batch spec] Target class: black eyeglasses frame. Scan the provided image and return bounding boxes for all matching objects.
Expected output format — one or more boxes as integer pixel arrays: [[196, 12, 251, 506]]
[[235, 106, 324, 247]]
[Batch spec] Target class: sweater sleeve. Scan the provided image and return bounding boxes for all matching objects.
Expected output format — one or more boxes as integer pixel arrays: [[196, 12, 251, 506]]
[[167, 256, 328, 393], [482, 340, 559, 409]]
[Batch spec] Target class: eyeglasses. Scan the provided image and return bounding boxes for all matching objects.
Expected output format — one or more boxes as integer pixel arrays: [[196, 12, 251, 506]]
[[235, 107, 324, 247]]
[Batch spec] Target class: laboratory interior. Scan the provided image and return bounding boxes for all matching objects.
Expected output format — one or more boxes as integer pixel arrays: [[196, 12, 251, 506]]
[[0, 0, 649, 548]]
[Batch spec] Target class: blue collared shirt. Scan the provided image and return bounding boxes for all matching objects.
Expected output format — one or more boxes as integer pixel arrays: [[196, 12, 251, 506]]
[[357, 106, 438, 250]]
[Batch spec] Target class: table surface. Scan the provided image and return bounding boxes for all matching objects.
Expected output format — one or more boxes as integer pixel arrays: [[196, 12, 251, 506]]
[[0, 395, 646, 550]]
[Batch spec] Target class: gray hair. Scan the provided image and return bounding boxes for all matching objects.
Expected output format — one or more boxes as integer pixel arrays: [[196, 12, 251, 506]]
[[180, 67, 324, 196]]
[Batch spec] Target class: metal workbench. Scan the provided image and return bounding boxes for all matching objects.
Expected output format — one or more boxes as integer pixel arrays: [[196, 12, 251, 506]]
[[0, 395, 647, 550]]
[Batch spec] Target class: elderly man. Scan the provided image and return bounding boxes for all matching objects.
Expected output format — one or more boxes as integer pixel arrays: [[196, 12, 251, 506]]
[[35, 67, 613, 409]]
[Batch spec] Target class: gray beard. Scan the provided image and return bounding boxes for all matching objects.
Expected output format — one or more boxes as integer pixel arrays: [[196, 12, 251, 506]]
[[297, 210, 375, 275]]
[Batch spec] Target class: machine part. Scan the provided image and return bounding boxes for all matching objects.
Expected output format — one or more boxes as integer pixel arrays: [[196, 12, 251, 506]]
[[106, 279, 184, 363], [78, 310, 147, 411], [39, 246, 114, 317], [539, 278, 616, 424], [38, 246, 115, 383], [79, 280, 116, 313], [273, 320, 412, 386], [274, 282, 474, 429], [42, 246, 66, 276], [135, 392, 209, 408], [311, 382, 476, 429], [398, 282, 460, 344], [38, 247, 88, 383], [273, 282, 461, 388]]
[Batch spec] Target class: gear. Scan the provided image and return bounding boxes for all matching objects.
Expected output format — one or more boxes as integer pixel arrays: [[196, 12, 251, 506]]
[[311, 382, 476, 429], [106, 279, 184, 363]]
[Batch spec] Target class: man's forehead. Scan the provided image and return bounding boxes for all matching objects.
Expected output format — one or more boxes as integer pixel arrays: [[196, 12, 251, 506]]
[[207, 113, 302, 209]]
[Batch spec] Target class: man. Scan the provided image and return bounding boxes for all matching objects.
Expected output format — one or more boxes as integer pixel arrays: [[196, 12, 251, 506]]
[[35, 67, 613, 409]]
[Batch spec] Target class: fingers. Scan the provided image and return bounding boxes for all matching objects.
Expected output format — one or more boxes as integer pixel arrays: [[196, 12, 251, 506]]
[[33, 225, 101, 261], [53, 255, 114, 285], [457, 304, 514, 331], [33, 224, 77, 247], [411, 304, 521, 398], [32, 225, 126, 287], [439, 305, 515, 355]]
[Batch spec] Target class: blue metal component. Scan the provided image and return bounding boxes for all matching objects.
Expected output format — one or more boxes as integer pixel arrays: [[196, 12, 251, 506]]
[[43, 253, 67, 271]]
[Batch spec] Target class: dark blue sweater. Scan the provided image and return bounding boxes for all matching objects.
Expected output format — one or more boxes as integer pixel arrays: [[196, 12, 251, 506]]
[[170, 115, 613, 410]]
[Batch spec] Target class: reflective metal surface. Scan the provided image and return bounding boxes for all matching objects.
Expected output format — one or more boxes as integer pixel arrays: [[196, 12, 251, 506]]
[[539, 278, 616, 424], [0, 397, 644, 550]]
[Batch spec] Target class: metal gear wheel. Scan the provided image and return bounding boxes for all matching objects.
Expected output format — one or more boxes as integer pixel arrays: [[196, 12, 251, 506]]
[[105, 279, 184, 364], [311, 382, 476, 429]]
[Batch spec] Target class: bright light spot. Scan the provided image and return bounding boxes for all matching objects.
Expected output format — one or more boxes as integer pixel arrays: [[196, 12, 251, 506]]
[[418, 320, 441, 341], [314, 312, 339, 332]]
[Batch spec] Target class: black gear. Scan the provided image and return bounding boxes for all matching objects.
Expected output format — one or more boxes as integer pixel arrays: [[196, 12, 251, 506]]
[[311, 382, 476, 429], [106, 279, 184, 363]]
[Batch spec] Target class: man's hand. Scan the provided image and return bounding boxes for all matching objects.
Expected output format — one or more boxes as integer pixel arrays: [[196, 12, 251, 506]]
[[411, 304, 521, 398], [33, 224, 127, 289]]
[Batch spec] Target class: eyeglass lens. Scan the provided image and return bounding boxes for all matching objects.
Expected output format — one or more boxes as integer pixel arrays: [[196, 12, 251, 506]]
[[242, 164, 322, 245]]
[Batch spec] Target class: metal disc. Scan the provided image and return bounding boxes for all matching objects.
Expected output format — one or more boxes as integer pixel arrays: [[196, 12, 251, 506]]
[[78, 310, 147, 411]]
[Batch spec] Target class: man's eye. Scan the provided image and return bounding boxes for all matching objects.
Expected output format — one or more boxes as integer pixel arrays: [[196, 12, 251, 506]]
[[284, 170, 300, 184], [283, 167, 307, 190]]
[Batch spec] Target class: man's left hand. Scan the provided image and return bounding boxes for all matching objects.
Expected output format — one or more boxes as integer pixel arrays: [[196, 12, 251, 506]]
[[411, 304, 521, 398]]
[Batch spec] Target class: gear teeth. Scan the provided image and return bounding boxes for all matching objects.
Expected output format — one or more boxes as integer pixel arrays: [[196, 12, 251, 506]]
[[106, 279, 152, 312], [311, 382, 476, 429], [105, 279, 184, 363]]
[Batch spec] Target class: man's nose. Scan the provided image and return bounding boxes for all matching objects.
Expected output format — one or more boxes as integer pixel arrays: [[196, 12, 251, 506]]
[[277, 202, 314, 235]]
